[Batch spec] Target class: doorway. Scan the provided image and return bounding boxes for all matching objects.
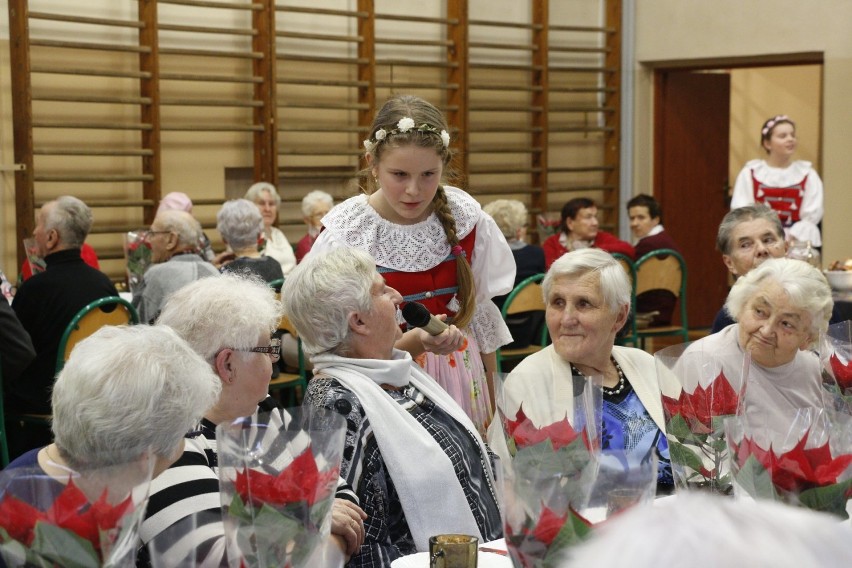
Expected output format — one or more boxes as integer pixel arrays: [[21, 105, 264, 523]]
[[653, 61, 823, 329]]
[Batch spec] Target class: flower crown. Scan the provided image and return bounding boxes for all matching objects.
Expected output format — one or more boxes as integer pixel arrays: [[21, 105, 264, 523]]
[[761, 115, 792, 137], [363, 116, 450, 153]]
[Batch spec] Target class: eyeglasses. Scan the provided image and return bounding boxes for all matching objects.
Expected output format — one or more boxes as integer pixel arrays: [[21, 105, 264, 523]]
[[230, 338, 281, 362], [142, 230, 172, 240]]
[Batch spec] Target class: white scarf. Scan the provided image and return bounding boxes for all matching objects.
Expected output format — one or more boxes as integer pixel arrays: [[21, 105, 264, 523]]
[[311, 349, 491, 551]]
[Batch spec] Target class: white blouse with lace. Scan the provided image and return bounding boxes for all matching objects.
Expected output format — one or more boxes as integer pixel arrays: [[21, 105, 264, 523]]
[[312, 186, 515, 353]]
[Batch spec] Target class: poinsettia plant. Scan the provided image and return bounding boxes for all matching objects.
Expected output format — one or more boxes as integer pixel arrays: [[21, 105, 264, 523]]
[[821, 320, 852, 408], [0, 474, 145, 567], [496, 373, 602, 568], [217, 408, 345, 568], [725, 409, 852, 519], [124, 230, 152, 294], [536, 215, 561, 240], [656, 344, 746, 493], [498, 399, 600, 568]]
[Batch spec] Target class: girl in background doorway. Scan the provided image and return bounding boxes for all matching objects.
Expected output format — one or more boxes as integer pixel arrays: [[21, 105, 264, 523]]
[[731, 115, 823, 246]]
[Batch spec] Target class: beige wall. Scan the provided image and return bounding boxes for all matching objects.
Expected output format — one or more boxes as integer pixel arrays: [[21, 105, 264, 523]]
[[0, 0, 605, 279], [634, 0, 852, 265]]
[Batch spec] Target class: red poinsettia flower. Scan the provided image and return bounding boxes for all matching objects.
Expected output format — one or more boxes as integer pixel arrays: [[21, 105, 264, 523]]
[[0, 493, 43, 546], [42, 481, 134, 552], [531, 504, 568, 546], [829, 353, 852, 391], [0, 481, 133, 553], [235, 449, 339, 507], [662, 371, 739, 431], [506, 405, 587, 451], [734, 432, 852, 493]]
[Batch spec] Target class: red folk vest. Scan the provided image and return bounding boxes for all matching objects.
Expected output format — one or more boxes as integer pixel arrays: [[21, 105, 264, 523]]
[[378, 228, 476, 319], [750, 169, 808, 227]]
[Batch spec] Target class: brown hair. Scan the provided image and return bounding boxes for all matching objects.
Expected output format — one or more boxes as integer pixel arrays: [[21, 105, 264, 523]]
[[360, 95, 475, 328]]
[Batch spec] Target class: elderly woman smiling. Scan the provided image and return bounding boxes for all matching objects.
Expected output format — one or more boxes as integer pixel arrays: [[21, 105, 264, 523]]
[[282, 247, 502, 568], [688, 257, 834, 414], [488, 248, 672, 489]]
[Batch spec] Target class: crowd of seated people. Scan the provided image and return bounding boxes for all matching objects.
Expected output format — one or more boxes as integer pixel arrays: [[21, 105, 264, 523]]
[[2, 107, 849, 567]]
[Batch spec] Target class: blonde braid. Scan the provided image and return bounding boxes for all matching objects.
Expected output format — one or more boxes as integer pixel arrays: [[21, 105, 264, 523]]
[[433, 186, 476, 328]]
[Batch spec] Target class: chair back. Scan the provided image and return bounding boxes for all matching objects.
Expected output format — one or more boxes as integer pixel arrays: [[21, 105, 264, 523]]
[[635, 250, 684, 298], [632, 249, 689, 348], [611, 252, 636, 287], [57, 296, 140, 373], [504, 278, 545, 316], [497, 274, 548, 372]]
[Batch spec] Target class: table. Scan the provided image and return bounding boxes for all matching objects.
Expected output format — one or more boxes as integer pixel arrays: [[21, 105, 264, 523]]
[[391, 538, 510, 568]]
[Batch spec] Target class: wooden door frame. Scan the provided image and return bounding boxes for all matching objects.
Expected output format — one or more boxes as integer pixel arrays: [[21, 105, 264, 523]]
[[652, 52, 825, 192], [651, 52, 824, 329]]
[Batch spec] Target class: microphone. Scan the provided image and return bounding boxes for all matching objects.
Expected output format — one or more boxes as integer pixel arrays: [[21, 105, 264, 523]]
[[401, 302, 449, 336]]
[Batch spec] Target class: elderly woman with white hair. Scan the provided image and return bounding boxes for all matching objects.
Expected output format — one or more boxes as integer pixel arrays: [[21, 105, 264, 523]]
[[296, 189, 334, 262], [216, 198, 284, 283], [683, 257, 834, 418], [5, 324, 220, 504], [283, 247, 502, 567], [488, 248, 672, 489], [244, 181, 296, 274], [139, 272, 365, 566]]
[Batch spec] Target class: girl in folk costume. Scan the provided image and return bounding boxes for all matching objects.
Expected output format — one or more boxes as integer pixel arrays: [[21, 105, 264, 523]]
[[731, 115, 824, 246], [311, 95, 515, 432]]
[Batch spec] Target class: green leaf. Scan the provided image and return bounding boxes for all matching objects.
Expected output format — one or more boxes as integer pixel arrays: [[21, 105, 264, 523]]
[[542, 512, 592, 568], [0, 538, 31, 568], [798, 478, 852, 519], [668, 439, 705, 474], [31, 522, 100, 568], [732, 455, 776, 500], [228, 493, 253, 522], [667, 414, 707, 445]]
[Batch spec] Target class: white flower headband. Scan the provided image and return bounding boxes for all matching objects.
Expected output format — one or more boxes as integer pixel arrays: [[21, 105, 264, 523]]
[[761, 115, 792, 137], [363, 116, 450, 153]]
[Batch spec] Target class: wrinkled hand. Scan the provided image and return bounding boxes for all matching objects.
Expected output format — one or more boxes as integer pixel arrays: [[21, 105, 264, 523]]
[[330, 498, 367, 559], [419, 315, 466, 355]]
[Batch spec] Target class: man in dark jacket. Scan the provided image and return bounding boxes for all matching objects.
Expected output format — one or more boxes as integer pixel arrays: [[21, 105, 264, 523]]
[[9, 196, 116, 458]]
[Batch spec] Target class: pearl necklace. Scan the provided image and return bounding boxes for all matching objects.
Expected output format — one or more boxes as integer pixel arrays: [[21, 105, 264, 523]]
[[571, 355, 627, 397]]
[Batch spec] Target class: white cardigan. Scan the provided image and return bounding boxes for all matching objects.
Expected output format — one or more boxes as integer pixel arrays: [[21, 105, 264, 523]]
[[487, 345, 664, 461]]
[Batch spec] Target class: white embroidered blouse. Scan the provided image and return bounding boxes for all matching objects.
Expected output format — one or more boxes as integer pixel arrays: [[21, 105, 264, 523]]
[[311, 186, 515, 353]]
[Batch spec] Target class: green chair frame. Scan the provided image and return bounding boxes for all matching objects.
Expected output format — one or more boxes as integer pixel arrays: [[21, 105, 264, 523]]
[[56, 296, 140, 373], [267, 277, 284, 293], [631, 248, 689, 350], [2, 297, 139, 464], [612, 253, 638, 347], [496, 273, 549, 373]]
